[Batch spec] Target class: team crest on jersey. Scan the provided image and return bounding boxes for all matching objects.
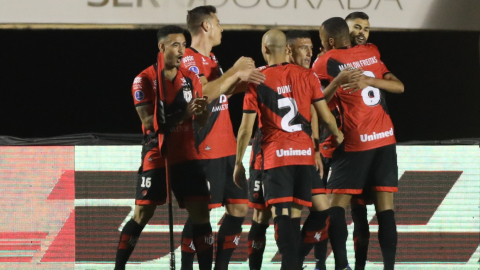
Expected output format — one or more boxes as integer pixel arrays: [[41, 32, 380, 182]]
[[183, 86, 192, 103], [189, 66, 199, 74], [134, 90, 144, 101]]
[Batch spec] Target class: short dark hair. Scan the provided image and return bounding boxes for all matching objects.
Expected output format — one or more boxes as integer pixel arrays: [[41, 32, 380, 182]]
[[285, 30, 311, 45], [186, 5, 217, 36], [157, 25, 185, 43], [321, 17, 350, 40], [345, 12, 369, 21]]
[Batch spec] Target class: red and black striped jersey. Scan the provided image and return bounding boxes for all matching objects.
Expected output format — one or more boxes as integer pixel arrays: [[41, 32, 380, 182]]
[[154, 53, 204, 165], [182, 47, 237, 160], [312, 44, 396, 152], [243, 63, 324, 170]]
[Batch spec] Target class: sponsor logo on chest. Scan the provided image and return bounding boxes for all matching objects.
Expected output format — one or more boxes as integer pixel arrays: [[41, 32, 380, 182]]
[[182, 55, 195, 67], [211, 94, 228, 112]]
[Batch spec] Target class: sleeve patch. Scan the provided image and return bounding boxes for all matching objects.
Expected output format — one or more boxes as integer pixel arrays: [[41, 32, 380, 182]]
[[134, 90, 145, 101], [189, 66, 200, 74]]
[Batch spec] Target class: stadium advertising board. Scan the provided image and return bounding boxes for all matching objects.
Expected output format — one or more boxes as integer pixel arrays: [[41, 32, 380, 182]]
[[1, 0, 480, 30], [0, 145, 479, 269]]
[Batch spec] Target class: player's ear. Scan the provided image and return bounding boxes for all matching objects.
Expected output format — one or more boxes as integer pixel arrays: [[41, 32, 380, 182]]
[[201, 20, 209, 33], [286, 45, 292, 55], [158, 42, 165, 52], [328, 37, 335, 48]]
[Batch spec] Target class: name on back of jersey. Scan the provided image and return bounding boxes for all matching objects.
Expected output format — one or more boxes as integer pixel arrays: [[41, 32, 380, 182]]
[[338, 56, 378, 71], [277, 85, 292, 95]]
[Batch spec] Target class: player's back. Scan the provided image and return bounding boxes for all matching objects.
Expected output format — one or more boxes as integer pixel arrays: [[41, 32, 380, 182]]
[[244, 63, 325, 169], [313, 44, 396, 152]]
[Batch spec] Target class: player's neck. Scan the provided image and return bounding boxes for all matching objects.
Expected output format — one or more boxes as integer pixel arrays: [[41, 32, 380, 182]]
[[267, 54, 287, 66], [190, 36, 213, 57], [164, 66, 177, 81]]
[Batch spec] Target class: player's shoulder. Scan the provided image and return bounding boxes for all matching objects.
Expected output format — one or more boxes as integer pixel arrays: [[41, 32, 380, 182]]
[[357, 43, 380, 54], [179, 66, 201, 83], [312, 54, 330, 72], [133, 65, 155, 84]]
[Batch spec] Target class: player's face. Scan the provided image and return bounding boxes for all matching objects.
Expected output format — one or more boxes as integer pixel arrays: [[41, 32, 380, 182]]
[[288, 38, 313, 69], [347, 18, 370, 45], [162, 34, 187, 68], [208, 13, 223, 46], [319, 27, 333, 52]]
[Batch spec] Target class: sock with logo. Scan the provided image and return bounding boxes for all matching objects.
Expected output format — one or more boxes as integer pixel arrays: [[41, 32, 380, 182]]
[[214, 214, 245, 270], [248, 221, 269, 270], [351, 205, 370, 270], [274, 215, 300, 270], [192, 222, 214, 270], [114, 219, 145, 270], [328, 206, 349, 269], [181, 217, 195, 270], [299, 210, 329, 268], [377, 209, 397, 270]]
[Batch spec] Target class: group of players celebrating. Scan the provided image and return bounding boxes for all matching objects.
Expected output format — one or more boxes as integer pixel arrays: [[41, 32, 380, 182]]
[[115, 5, 404, 270]]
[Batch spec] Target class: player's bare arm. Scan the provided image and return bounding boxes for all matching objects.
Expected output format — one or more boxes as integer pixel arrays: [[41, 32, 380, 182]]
[[322, 67, 363, 102], [313, 99, 344, 145], [310, 105, 324, 178], [343, 72, 404, 94], [201, 57, 264, 102], [219, 68, 265, 97], [233, 112, 256, 189], [135, 103, 155, 132]]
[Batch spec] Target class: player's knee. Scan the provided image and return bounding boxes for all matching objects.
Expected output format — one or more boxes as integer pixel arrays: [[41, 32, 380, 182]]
[[185, 201, 210, 224], [133, 205, 156, 225], [253, 208, 272, 224], [272, 202, 292, 217], [310, 194, 329, 211], [226, 203, 249, 217]]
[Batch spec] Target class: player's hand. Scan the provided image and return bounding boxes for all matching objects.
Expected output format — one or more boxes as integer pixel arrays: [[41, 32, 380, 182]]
[[333, 130, 344, 146], [336, 66, 363, 85], [314, 151, 324, 179], [188, 92, 208, 116], [342, 75, 370, 93], [237, 69, 265, 85], [233, 56, 255, 70], [233, 163, 246, 189]]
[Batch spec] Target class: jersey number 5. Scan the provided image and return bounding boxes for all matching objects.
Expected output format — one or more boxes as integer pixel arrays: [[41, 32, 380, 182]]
[[361, 71, 381, 107], [278, 97, 302, 132]]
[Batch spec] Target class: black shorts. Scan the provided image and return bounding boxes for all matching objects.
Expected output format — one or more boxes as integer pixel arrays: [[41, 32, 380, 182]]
[[136, 167, 167, 205], [170, 160, 210, 209], [262, 165, 314, 207], [327, 144, 398, 194], [312, 162, 327, 195], [202, 155, 248, 209], [248, 169, 266, 209]]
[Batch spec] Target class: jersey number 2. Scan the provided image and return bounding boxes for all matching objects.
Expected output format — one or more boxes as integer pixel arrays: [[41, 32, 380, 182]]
[[278, 97, 302, 132]]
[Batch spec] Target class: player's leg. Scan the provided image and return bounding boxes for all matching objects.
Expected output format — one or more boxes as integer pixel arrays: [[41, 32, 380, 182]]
[[180, 216, 195, 270], [350, 195, 371, 270], [372, 144, 398, 270], [327, 146, 372, 270], [214, 156, 249, 270], [300, 165, 330, 270], [264, 166, 305, 270], [248, 208, 271, 270], [247, 168, 270, 270], [172, 160, 213, 270], [114, 166, 166, 270]]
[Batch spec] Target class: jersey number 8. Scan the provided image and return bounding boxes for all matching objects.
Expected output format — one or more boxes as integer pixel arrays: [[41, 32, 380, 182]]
[[361, 71, 381, 107]]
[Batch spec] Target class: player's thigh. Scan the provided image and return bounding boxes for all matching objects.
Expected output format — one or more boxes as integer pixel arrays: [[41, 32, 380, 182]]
[[223, 155, 248, 208], [292, 165, 315, 207], [262, 166, 296, 206], [248, 169, 268, 211], [328, 145, 374, 194], [370, 144, 398, 193], [133, 204, 157, 225], [311, 194, 329, 211], [170, 160, 210, 210], [135, 167, 167, 206], [252, 208, 272, 225]]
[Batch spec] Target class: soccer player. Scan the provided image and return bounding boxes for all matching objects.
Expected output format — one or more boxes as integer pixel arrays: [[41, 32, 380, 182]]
[[234, 29, 343, 270], [181, 5, 265, 270], [114, 25, 211, 270], [313, 17, 404, 270]]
